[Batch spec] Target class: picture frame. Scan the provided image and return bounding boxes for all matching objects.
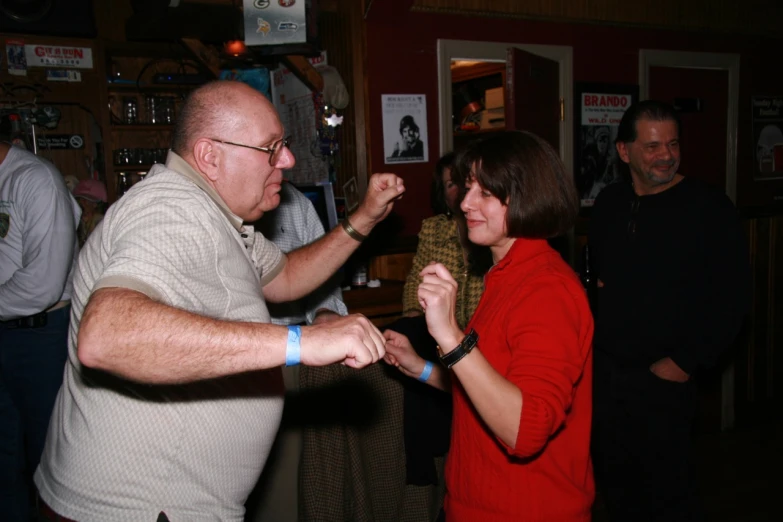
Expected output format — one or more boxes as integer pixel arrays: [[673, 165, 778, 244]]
[[343, 177, 359, 213], [751, 95, 783, 181], [573, 83, 639, 210]]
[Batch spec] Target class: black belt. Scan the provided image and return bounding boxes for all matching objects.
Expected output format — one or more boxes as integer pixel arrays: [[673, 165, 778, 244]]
[[1, 311, 48, 329]]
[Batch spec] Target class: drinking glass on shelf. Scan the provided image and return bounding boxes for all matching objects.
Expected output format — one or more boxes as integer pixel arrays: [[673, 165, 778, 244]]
[[160, 97, 175, 124], [145, 96, 158, 124], [122, 97, 138, 124], [117, 172, 132, 197], [114, 148, 132, 166]]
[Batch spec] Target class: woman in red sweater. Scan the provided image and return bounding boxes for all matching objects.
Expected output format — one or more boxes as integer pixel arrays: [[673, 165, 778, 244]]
[[384, 131, 594, 521]]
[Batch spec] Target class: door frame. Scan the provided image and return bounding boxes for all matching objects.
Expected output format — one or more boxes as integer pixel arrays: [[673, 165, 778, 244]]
[[639, 49, 741, 430], [638, 49, 740, 204], [436, 39, 573, 166]]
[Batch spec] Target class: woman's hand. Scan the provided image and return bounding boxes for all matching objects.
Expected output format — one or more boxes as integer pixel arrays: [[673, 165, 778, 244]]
[[417, 262, 464, 351], [382, 329, 426, 379]]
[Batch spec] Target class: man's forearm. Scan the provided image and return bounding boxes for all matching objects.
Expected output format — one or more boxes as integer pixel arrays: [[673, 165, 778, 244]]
[[264, 172, 404, 303], [78, 287, 288, 384]]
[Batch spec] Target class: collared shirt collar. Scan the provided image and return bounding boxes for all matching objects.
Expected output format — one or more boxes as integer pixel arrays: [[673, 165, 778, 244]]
[[164, 150, 244, 232], [492, 237, 551, 273]]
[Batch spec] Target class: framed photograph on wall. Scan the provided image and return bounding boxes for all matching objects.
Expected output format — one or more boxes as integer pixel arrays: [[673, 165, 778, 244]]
[[751, 96, 783, 180], [382, 94, 429, 164], [574, 83, 638, 208]]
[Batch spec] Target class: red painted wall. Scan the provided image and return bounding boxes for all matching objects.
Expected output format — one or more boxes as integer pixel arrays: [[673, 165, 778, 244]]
[[365, 12, 783, 236]]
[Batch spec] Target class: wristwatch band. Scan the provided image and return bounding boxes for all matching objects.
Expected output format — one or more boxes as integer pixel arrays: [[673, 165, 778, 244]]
[[438, 329, 479, 369]]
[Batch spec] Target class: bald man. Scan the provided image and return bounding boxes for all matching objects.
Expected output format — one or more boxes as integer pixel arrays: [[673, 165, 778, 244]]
[[34, 81, 405, 522]]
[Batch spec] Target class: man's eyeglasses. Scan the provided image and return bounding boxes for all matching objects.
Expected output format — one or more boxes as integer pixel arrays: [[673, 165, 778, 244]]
[[627, 196, 640, 239], [210, 136, 291, 166]]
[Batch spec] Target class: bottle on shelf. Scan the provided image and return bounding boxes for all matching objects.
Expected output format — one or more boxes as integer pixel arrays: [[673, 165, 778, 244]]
[[117, 172, 132, 198], [9, 114, 28, 150], [350, 262, 368, 290], [580, 243, 597, 313]]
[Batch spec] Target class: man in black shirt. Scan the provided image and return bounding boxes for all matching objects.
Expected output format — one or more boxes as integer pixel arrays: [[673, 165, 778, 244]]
[[589, 100, 751, 521]]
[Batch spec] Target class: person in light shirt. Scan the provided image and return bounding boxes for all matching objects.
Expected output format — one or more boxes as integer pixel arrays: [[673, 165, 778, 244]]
[[0, 136, 80, 522], [33, 81, 404, 522]]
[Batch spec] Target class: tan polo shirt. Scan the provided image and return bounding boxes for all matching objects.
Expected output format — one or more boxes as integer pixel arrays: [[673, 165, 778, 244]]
[[36, 152, 287, 522]]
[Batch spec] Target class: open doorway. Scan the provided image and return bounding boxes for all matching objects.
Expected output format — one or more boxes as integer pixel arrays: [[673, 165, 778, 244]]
[[437, 40, 573, 163], [437, 40, 575, 263]]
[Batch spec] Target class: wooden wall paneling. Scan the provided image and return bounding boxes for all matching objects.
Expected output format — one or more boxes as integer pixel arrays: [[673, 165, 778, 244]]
[[751, 217, 770, 413], [735, 215, 783, 426], [743, 219, 759, 406], [368, 252, 415, 282], [1, 34, 105, 187], [319, 0, 369, 198], [411, 0, 782, 36], [769, 217, 782, 403], [93, 0, 134, 42]]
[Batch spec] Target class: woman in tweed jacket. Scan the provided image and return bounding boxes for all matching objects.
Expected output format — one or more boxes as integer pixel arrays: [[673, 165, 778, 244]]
[[403, 153, 484, 330]]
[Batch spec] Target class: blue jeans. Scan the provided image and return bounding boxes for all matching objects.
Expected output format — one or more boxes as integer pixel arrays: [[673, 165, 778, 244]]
[[0, 306, 70, 522]]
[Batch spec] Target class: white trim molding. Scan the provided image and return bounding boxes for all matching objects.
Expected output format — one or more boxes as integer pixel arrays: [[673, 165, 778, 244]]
[[638, 49, 740, 204]]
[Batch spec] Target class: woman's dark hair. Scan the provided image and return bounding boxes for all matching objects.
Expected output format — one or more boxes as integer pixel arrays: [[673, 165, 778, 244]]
[[615, 100, 681, 144], [452, 131, 579, 239], [430, 152, 456, 215]]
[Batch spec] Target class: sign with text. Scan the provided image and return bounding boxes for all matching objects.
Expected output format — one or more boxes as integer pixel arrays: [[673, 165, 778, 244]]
[[574, 84, 638, 208], [24, 45, 93, 69], [580, 93, 633, 126], [382, 94, 429, 164], [36, 134, 85, 150]]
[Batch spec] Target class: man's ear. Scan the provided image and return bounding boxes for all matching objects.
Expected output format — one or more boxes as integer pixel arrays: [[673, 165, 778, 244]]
[[616, 141, 630, 164], [192, 138, 220, 182]]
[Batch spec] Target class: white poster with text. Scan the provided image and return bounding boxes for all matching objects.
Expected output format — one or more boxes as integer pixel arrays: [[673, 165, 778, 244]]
[[383, 94, 428, 164]]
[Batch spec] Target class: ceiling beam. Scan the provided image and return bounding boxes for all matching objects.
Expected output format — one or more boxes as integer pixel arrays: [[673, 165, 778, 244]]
[[181, 38, 221, 78], [281, 55, 324, 93]]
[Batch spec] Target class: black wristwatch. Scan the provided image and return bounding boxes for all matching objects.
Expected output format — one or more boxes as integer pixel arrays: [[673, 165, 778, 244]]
[[438, 329, 479, 369]]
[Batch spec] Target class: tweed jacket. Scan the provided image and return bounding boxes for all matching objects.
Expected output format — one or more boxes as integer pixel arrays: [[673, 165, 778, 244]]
[[403, 214, 484, 330]]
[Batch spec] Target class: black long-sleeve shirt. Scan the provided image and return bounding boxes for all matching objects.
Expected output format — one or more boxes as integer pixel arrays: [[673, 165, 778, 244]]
[[588, 177, 751, 374]]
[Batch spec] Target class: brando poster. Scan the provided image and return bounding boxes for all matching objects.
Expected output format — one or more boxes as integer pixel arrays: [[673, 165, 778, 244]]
[[577, 90, 634, 206]]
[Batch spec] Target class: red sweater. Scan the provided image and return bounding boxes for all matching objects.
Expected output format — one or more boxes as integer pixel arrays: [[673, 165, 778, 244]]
[[444, 239, 594, 522]]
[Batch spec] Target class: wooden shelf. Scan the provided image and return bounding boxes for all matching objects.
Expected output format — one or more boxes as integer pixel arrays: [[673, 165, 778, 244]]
[[114, 165, 155, 172], [451, 62, 505, 84], [101, 42, 201, 204], [111, 124, 175, 131], [107, 83, 193, 94], [342, 280, 404, 327], [104, 41, 194, 60]]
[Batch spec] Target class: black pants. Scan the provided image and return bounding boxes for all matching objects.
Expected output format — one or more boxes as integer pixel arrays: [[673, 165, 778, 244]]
[[592, 352, 702, 522]]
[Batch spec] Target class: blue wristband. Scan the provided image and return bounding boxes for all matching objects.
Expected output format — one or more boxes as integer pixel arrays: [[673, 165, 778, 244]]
[[285, 325, 301, 366], [417, 360, 434, 383]]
